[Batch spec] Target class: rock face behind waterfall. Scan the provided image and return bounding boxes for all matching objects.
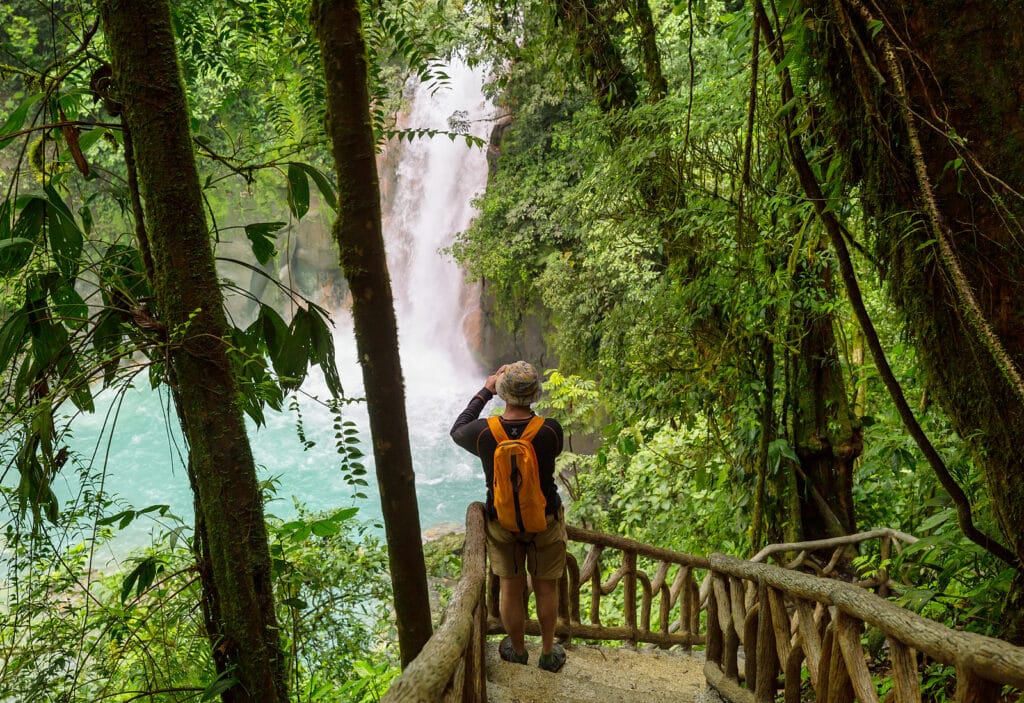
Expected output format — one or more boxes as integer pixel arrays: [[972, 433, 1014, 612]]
[[217, 198, 347, 327], [470, 114, 557, 372]]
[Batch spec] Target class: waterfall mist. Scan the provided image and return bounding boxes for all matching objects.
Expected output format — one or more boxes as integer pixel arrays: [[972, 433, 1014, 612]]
[[54, 62, 495, 557]]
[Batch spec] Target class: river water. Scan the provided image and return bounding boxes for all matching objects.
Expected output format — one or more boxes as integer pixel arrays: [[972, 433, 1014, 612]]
[[50, 62, 495, 562]]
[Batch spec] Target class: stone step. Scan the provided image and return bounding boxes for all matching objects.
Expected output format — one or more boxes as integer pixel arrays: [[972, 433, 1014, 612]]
[[485, 640, 715, 703]]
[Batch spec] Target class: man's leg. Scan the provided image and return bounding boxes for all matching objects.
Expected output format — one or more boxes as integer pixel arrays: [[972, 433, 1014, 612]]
[[532, 577, 559, 654], [499, 575, 528, 656]]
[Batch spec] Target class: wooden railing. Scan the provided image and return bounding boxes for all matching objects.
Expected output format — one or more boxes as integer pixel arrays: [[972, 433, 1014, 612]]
[[749, 528, 919, 597], [486, 523, 709, 648], [704, 553, 1024, 702], [382, 505, 1024, 702], [381, 503, 488, 702]]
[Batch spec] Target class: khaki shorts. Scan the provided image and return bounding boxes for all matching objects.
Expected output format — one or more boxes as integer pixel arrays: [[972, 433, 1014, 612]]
[[485, 507, 567, 580]]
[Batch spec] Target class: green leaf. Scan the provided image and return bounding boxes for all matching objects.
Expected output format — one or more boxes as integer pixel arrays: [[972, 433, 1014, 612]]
[[52, 284, 87, 326], [1, 197, 45, 275], [290, 523, 312, 542], [0, 236, 33, 256], [286, 162, 310, 219], [201, 676, 238, 702], [0, 93, 44, 151], [244, 221, 285, 265], [277, 307, 314, 392], [330, 506, 359, 522], [774, 96, 800, 120], [79, 205, 93, 235], [311, 519, 340, 536], [306, 305, 343, 398], [121, 556, 164, 602], [47, 207, 84, 279], [0, 308, 28, 376], [76, 126, 109, 153], [919, 508, 954, 533], [769, 438, 800, 464], [290, 162, 337, 211], [97, 509, 134, 527], [258, 304, 290, 362]]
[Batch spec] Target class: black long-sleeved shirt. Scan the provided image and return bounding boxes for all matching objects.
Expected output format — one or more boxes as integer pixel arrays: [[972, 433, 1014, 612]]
[[450, 387, 564, 517]]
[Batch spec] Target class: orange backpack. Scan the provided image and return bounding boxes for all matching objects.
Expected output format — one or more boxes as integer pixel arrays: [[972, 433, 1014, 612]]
[[487, 415, 548, 533]]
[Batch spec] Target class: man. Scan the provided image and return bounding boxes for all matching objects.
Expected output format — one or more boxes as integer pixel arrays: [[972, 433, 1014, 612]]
[[450, 361, 567, 672]]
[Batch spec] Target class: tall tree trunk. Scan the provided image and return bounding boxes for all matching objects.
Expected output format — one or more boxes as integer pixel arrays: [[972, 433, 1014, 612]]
[[626, 0, 667, 101], [312, 0, 433, 667], [788, 285, 861, 540], [750, 313, 776, 552], [796, 0, 1024, 638], [554, 0, 639, 111], [98, 1, 288, 699]]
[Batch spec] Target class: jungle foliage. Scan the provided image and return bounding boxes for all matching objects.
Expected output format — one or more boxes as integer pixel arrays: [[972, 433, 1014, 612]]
[[0, 0, 470, 699], [1, 0, 1023, 700], [455, 0, 1023, 657]]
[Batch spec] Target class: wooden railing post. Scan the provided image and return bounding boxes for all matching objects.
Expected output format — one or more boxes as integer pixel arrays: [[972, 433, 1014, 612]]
[[706, 571, 724, 665], [557, 564, 572, 645], [888, 638, 921, 702], [470, 574, 487, 702], [744, 603, 759, 690], [754, 581, 778, 702], [954, 670, 1002, 703], [714, 573, 740, 680], [624, 551, 637, 645]]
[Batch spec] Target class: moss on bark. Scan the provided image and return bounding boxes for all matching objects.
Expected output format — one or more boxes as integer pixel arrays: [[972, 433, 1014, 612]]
[[801, 0, 1024, 639], [98, 0, 288, 697], [312, 0, 433, 667]]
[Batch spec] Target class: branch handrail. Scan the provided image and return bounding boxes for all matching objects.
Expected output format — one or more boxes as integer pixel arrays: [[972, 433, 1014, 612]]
[[704, 552, 1024, 702], [382, 506, 1024, 702], [381, 503, 488, 702]]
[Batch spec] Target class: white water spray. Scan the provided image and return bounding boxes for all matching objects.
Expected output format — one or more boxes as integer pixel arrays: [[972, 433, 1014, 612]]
[[384, 60, 490, 390], [52, 62, 495, 555], [323, 59, 495, 523]]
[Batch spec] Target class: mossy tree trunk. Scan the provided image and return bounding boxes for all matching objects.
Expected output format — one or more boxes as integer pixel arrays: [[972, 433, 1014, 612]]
[[626, 0, 667, 101], [798, 0, 1024, 639], [312, 0, 433, 667], [554, 0, 639, 111], [788, 267, 861, 541], [98, 1, 288, 698]]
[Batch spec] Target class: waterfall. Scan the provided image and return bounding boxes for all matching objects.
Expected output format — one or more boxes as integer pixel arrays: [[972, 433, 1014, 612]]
[[378, 59, 493, 523], [311, 58, 496, 526], [53, 62, 494, 554], [383, 60, 490, 388]]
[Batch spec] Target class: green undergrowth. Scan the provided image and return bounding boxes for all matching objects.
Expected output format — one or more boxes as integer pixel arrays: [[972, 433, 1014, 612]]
[[0, 478, 399, 702]]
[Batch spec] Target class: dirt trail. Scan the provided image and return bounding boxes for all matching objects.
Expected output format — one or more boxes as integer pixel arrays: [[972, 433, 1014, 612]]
[[485, 640, 725, 703]]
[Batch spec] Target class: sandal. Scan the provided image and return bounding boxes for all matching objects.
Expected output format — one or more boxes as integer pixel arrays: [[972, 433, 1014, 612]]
[[538, 643, 566, 672], [499, 636, 528, 665]]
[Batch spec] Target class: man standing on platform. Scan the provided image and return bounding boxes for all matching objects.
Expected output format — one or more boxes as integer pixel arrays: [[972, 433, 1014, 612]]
[[450, 361, 567, 672]]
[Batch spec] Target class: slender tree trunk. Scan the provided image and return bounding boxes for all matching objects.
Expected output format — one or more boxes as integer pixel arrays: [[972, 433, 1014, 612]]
[[626, 0, 667, 101], [312, 0, 433, 667], [750, 314, 776, 552], [98, 1, 288, 699]]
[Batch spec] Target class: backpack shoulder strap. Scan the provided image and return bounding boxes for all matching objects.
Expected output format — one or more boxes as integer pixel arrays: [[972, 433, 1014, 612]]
[[520, 415, 545, 443], [486, 415, 509, 443]]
